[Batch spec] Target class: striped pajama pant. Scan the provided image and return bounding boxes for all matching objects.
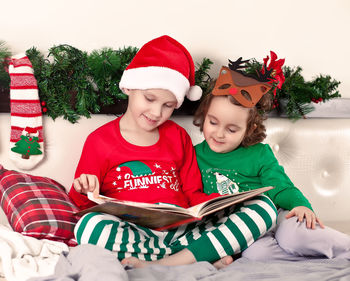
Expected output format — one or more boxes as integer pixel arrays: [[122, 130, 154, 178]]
[[74, 194, 277, 263]]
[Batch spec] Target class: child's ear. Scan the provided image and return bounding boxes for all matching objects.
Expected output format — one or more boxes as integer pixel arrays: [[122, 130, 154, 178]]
[[248, 123, 257, 135], [122, 88, 130, 95]]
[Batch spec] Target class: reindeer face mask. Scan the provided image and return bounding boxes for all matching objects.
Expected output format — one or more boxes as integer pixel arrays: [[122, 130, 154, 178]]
[[212, 59, 272, 108]]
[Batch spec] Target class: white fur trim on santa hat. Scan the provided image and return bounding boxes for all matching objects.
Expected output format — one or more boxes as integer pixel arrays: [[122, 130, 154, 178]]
[[22, 128, 39, 137], [120, 66, 190, 108]]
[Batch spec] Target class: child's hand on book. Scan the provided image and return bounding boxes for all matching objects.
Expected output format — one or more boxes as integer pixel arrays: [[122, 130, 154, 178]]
[[285, 206, 325, 229], [74, 174, 99, 196]]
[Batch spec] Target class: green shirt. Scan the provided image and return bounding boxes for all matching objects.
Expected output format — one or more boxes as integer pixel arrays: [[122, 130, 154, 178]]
[[195, 141, 312, 211]]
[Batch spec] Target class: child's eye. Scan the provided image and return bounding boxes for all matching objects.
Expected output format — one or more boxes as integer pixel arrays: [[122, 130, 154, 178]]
[[210, 120, 217, 125], [145, 96, 154, 102], [228, 128, 236, 133], [164, 103, 175, 108]]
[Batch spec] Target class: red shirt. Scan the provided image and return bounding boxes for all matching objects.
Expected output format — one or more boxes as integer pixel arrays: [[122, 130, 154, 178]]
[[69, 117, 219, 210]]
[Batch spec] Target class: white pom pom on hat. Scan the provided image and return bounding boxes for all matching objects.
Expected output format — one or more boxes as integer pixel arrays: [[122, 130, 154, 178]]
[[119, 35, 202, 108], [187, 85, 202, 101]]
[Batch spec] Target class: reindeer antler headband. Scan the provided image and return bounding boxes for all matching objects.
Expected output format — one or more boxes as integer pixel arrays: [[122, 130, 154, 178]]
[[212, 57, 273, 108]]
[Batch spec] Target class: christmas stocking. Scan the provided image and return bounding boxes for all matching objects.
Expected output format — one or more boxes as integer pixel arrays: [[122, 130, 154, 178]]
[[9, 54, 44, 170]]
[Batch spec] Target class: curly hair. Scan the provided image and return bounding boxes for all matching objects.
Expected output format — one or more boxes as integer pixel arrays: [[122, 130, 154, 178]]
[[193, 93, 272, 147]]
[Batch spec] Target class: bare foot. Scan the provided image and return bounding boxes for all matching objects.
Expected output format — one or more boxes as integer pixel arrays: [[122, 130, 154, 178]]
[[122, 248, 197, 268], [121, 257, 154, 268], [212, 255, 234, 269]]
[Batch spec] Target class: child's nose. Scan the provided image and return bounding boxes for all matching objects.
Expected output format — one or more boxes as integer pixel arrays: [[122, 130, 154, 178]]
[[150, 104, 162, 118], [216, 127, 225, 138]]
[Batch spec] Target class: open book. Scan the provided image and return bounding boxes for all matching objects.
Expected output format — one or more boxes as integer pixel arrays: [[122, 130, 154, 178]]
[[76, 186, 273, 231]]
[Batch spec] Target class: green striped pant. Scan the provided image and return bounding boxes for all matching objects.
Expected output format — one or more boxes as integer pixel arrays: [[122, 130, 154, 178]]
[[74, 194, 277, 263]]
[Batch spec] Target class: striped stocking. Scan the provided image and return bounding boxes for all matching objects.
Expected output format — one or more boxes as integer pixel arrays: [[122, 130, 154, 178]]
[[9, 54, 44, 170]]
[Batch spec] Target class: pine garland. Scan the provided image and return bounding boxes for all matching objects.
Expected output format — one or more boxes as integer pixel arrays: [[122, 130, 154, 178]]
[[25, 45, 140, 123], [27, 45, 98, 123], [0, 41, 342, 121], [87, 47, 138, 105]]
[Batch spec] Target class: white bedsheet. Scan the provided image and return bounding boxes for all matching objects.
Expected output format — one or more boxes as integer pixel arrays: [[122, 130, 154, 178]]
[[0, 223, 68, 281]]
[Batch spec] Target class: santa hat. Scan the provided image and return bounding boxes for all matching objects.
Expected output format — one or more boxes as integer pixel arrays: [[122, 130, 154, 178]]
[[119, 35, 202, 108]]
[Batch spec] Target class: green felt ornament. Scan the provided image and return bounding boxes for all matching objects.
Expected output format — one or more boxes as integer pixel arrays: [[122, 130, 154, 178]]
[[11, 135, 42, 159]]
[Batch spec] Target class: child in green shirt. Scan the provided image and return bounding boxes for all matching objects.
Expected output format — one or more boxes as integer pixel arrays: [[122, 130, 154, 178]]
[[193, 58, 350, 263]]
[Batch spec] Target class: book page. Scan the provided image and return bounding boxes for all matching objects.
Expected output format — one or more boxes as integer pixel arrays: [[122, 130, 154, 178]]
[[77, 200, 198, 230], [187, 186, 273, 217], [87, 192, 193, 215]]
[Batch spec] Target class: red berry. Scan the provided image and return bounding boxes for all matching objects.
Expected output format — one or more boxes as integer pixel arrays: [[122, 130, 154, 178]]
[[41, 101, 46, 106], [43, 107, 47, 113]]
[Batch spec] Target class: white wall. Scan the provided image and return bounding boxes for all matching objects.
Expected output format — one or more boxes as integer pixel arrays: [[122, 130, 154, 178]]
[[1, 0, 349, 97]]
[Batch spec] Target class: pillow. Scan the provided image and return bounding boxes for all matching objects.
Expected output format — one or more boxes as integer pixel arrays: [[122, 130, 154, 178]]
[[0, 165, 79, 246]]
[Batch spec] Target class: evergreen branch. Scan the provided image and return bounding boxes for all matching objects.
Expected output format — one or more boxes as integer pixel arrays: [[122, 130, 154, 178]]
[[195, 58, 213, 95], [0, 40, 11, 89]]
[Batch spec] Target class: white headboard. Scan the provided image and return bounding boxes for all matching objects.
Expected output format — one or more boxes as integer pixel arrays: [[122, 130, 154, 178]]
[[1, 113, 349, 234]]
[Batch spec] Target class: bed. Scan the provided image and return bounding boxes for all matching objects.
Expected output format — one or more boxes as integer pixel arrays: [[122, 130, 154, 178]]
[[1, 111, 350, 281]]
